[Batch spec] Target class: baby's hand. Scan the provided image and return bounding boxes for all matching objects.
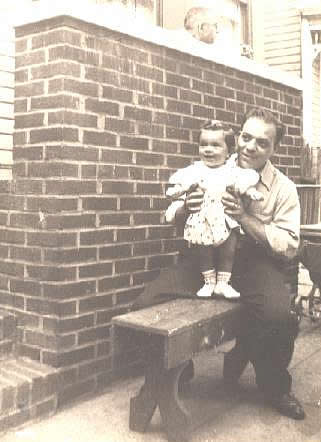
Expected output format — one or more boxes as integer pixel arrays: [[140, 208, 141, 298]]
[[245, 188, 264, 201]]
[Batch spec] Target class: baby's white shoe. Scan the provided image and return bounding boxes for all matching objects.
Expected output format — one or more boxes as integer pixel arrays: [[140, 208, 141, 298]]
[[214, 282, 240, 299], [197, 281, 216, 298]]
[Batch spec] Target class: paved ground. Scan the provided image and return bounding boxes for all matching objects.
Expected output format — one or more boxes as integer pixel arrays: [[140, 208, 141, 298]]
[[2, 314, 321, 442]]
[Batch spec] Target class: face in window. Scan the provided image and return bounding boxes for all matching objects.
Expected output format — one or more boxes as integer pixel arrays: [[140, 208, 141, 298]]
[[199, 129, 229, 168], [237, 118, 276, 170], [198, 21, 218, 44]]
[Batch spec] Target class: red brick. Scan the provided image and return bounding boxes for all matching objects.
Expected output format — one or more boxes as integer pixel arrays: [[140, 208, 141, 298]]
[[123, 106, 152, 122], [83, 130, 116, 147], [151, 54, 177, 72], [31, 94, 80, 110], [102, 181, 134, 195], [80, 229, 114, 246], [204, 70, 224, 85], [48, 110, 98, 128], [99, 213, 130, 226], [99, 244, 131, 260], [15, 180, 43, 195], [78, 326, 110, 345], [45, 180, 96, 195], [119, 197, 150, 211], [42, 280, 96, 300], [28, 162, 78, 178], [31, 62, 81, 79], [44, 248, 96, 264], [26, 197, 78, 213], [166, 72, 190, 89], [10, 278, 41, 296], [216, 109, 236, 123], [14, 146, 43, 161], [152, 83, 178, 99], [166, 99, 191, 115], [45, 346, 95, 368], [59, 314, 95, 333], [16, 50, 46, 68], [82, 196, 117, 211], [255, 96, 272, 109], [117, 228, 146, 242], [81, 165, 97, 178], [45, 214, 96, 230], [49, 45, 99, 65], [85, 66, 120, 86], [25, 230, 76, 251], [15, 37, 28, 53], [32, 29, 81, 49], [15, 81, 45, 97], [0, 195, 23, 211], [192, 79, 213, 94], [105, 117, 135, 134], [120, 75, 150, 93], [0, 229, 24, 245], [138, 94, 164, 109], [27, 265, 76, 282], [101, 149, 133, 164], [102, 86, 133, 103], [30, 127, 79, 143], [85, 98, 119, 116], [15, 98, 28, 113], [0, 261, 24, 277], [98, 274, 130, 293], [153, 112, 181, 127], [166, 127, 190, 141], [79, 294, 113, 312], [101, 55, 134, 74], [79, 262, 113, 278], [115, 258, 146, 274], [10, 246, 42, 263], [45, 145, 99, 162], [15, 69, 29, 83]]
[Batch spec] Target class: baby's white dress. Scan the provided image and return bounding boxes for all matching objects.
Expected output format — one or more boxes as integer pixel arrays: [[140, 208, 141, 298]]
[[167, 155, 260, 247]]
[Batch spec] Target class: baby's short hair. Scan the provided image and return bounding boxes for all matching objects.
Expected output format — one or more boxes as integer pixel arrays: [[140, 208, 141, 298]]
[[200, 119, 235, 153]]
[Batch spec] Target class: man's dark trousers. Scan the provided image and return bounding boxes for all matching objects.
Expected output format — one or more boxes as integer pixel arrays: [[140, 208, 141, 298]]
[[228, 238, 299, 400]]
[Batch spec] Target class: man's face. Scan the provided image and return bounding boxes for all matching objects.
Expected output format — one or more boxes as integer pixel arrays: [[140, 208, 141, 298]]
[[237, 118, 276, 170], [197, 22, 218, 44], [199, 129, 229, 168]]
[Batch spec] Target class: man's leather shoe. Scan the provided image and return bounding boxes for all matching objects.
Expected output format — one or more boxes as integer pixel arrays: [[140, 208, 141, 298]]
[[272, 392, 305, 420]]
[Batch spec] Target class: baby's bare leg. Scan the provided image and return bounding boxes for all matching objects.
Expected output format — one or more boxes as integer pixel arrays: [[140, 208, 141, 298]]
[[215, 230, 240, 299]]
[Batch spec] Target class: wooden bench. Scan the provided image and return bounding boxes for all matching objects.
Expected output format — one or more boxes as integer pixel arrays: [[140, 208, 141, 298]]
[[112, 297, 241, 442]]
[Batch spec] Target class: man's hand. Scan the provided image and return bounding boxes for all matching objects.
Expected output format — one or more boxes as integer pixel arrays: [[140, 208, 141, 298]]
[[185, 187, 204, 213], [222, 186, 246, 222]]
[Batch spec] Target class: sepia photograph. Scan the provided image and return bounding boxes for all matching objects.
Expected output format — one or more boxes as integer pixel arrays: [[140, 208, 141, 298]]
[[0, 0, 320, 441]]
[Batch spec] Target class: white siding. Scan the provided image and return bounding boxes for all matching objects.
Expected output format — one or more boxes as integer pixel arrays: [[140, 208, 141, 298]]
[[312, 55, 321, 146], [263, 0, 301, 77]]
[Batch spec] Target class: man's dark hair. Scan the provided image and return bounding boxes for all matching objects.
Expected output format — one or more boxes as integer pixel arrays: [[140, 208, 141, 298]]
[[240, 107, 285, 146], [200, 119, 235, 153]]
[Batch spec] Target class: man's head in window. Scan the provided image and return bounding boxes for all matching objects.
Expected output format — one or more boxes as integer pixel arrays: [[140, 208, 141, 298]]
[[184, 7, 218, 44]]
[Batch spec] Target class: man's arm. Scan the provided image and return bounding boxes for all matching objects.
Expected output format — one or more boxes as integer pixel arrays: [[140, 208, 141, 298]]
[[222, 183, 300, 259]]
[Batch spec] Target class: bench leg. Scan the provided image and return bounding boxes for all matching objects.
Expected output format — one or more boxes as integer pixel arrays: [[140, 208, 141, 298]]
[[157, 360, 191, 442], [129, 367, 158, 432], [129, 359, 191, 441]]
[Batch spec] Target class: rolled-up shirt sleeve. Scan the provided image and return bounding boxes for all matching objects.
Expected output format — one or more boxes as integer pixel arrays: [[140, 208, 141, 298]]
[[264, 182, 300, 259]]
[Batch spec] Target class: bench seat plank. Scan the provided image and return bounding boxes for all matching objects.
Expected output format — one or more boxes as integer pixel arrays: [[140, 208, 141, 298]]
[[113, 298, 240, 336]]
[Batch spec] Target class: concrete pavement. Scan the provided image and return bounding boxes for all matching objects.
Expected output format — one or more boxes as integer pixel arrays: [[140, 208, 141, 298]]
[[1, 313, 321, 442]]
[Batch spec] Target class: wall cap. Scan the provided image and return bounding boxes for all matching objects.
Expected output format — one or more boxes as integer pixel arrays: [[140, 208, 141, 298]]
[[13, 2, 303, 91]]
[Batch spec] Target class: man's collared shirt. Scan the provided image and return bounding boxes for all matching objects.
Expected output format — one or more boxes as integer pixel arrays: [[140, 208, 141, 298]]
[[247, 159, 300, 259]]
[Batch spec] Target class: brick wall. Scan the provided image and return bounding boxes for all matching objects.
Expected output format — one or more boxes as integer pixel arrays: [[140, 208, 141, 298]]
[[0, 15, 302, 405]]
